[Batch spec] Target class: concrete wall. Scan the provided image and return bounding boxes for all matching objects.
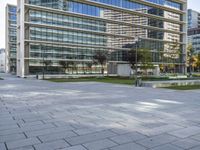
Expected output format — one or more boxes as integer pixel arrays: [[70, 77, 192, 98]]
[[107, 62, 117, 75], [117, 64, 131, 77], [117, 64, 160, 77], [0, 51, 5, 72], [5, 5, 9, 73]]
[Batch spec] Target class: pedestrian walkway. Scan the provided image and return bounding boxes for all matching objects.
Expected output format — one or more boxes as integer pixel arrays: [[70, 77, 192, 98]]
[[0, 73, 200, 150]]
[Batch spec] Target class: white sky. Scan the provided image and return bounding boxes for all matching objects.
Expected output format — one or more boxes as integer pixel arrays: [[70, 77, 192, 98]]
[[0, 0, 199, 48]]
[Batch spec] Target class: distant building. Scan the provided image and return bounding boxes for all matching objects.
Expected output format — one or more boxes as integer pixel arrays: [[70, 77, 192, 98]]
[[188, 28, 200, 53], [104, 9, 148, 49], [5, 4, 17, 74], [163, 9, 181, 59], [0, 49, 5, 72], [188, 9, 200, 29]]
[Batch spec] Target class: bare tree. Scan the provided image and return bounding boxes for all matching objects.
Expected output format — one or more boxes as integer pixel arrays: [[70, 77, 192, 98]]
[[68, 61, 77, 74], [86, 62, 93, 74], [44, 60, 52, 73], [59, 61, 70, 74], [127, 48, 142, 70], [93, 51, 107, 75]]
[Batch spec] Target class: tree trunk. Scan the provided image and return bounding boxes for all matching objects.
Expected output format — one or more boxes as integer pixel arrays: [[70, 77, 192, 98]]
[[64, 68, 66, 74], [101, 66, 104, 75], [145, 69, 148, 76]]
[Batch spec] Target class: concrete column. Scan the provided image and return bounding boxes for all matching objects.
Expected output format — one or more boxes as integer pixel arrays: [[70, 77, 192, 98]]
[[5, 5, 10, 73], [153, 65, 160, 76], [17, 0, 25, 77], [181, 1, 187, 74]]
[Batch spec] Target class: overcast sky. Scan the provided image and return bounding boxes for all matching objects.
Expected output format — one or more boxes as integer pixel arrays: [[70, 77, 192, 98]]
[[0, 0, 199, 48]]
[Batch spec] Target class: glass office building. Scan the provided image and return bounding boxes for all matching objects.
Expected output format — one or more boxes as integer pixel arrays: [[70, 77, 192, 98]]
[[188, 28, 200, 54], [5, 4, 17, 73], [188, 9, 200, 29], [187, 10, 200, 54], [17, 0, 187, 77]]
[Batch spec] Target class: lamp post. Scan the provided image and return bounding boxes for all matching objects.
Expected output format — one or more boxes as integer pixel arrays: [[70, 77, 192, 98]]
[[42, 48, 44, 80], [189, 53, 192, 77], [135, 39, 140, 87]]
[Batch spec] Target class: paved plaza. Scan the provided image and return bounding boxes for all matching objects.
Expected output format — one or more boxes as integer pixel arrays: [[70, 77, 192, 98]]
[[0, 74, 200, 150]]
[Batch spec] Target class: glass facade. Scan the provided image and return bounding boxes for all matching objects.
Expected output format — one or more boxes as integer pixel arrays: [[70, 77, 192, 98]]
[[188, 28, 200, 54], [188, 9, 200, 29], [6, 5, 17, 73], [18, 0, 187, 75]]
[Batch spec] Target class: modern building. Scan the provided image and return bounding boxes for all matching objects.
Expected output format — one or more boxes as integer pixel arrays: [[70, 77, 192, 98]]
[[16, 0, 187, 77], [188, 28, 200, 54], [187, 9, 200, 54], [188, 9, 200, 29], [0, 49, 5, 73], [5, 4, 17, 74], [163, 9, 181, 60], [103, 9, 148, 49]]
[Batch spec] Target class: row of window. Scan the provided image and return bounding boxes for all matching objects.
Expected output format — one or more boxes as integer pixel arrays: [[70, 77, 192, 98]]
[[28, 42, 184, 62], [30, 27, 107, 46], [28, 0, 183, 20], [9, 14, 16, 21], [8, 6, 17, 63], [8, 6, 17, 13], [93, 0, 181, 10], [29, 25, 182, 46], [28, 8, 182, 34], [29, 10, 106, 32]]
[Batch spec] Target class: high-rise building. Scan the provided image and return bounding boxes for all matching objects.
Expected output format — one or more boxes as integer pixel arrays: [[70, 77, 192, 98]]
[[188, 9, 200, 29], [163, 9, 181, 60], [188, 28, 200, 54], [103, 9, 148, 48], [5, 4, 17, 74], [16, 0, 187, 77], [187, 9, 200, 54]]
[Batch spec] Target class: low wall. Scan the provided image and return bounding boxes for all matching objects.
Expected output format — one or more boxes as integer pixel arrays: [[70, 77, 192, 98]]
[[32, 74, 104, 80], [142, 80, 200, 88]]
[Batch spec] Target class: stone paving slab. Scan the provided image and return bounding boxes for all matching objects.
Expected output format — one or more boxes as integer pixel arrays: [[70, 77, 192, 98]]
[[190, 146, 200, 150], [33, 139, 69, 150], [83, 139, 117, 150], [171, 138, 200, 149], [0, 133, 26, 143], [6, 138, 41, 149], [109, 142, 147, 150], [191, 134, 200, 141], [60, 145, 87, 150], [11, 146, 35, 150], [169, 126, 200, 138], [136, 133, 178, 148], [150, 144, 182, 150], [25, 125, 74, 137], [65, 130, 117, 146], [109, 131, 147, 144], [1, 73, 200, 150], [38, 130, 77, 142]]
